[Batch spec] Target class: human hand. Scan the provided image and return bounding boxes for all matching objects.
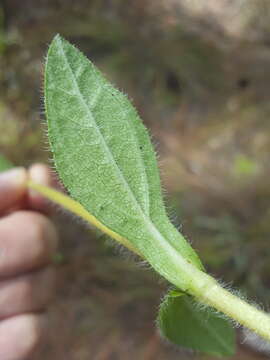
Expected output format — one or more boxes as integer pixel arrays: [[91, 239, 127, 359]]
[[0, 164, 58, 360]]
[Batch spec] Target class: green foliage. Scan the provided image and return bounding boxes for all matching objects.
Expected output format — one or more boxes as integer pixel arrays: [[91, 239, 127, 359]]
[[0, 154, 13, 171], [45, 35, 235, 357], [158, 290, 235, 357], [45, 34, 203, 275]]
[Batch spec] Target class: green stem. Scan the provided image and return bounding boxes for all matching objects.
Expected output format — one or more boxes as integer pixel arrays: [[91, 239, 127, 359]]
[[27, 180, 142, 256], [147, 220, 270, 340], [27, 180, 270, 341], [196, 277, 270, 338], [179, 262, 270, 340]]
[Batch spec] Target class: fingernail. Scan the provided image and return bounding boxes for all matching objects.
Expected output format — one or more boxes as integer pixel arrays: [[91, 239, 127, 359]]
[[0, 167, 27, 188]]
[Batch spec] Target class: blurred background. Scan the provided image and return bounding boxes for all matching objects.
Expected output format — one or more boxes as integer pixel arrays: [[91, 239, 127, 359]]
[[1, 0, 270, 359]]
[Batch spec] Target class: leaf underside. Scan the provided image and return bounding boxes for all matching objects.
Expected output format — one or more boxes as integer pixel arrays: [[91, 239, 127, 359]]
[[45, 35, 203, 276], [158, 292, 235, 357], [45, 35, 236, 357]]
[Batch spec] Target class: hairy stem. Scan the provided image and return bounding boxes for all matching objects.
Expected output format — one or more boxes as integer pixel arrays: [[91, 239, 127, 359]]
[[182, 264, 270, 340], [27, 180, 141, 256], [27, 180, 270, 341], [196, 278, 270, 339]]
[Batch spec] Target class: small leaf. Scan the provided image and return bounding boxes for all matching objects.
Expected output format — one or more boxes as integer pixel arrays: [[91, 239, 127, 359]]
[[158, 293, 235, 357], [0, 154, 13, 172]]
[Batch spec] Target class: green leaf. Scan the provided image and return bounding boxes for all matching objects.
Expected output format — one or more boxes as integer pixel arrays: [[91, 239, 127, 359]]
[[45, 34, 203, 290], [0, 154, 13, 172], [158, 291, 235, 357]]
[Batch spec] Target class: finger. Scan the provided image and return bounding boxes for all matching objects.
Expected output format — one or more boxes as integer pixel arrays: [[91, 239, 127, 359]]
[[0, 168, 27, 215], [0, 211, 58, 277], [27, 163, 57, 213], [0, 267, 55, 319], [0, 313, 47, 360]]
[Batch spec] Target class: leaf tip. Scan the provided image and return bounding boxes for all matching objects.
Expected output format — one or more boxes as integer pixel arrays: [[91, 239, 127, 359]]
[[52, 33, 62, 42], [50, 33, 66, 50]]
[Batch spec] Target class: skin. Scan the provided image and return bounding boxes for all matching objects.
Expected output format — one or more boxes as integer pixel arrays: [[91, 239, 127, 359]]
[[0, 164, 58, 360]]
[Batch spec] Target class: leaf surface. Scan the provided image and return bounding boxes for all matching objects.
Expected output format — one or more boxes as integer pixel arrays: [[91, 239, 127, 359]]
[[158, 291, 235, 357], [45, 35, 202, 290]]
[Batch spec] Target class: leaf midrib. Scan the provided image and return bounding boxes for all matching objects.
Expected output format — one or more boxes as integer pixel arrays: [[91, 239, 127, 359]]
[[53, 37, 201, 287], [58, 37, 150, 217]]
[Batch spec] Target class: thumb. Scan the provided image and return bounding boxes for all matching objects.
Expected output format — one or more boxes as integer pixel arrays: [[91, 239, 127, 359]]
[[0, 168, 27, 214]]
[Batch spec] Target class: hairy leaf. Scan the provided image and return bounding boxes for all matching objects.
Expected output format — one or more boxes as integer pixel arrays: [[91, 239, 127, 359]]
[[158, 291, 235, 357], [45, 35, 203, 290]]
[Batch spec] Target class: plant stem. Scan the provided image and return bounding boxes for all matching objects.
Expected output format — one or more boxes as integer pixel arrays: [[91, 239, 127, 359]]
[[147, 221, 270, 341], [186, 266, 270, 340], [27, 180, 270, 342], [27, 180, 142, 256]]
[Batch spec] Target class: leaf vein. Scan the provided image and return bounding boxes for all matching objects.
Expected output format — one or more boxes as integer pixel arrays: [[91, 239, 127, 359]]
[[58, 38, 150, 216]]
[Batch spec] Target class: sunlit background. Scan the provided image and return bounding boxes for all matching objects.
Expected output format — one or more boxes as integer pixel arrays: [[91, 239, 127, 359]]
[[1, 1, 270, 359]]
